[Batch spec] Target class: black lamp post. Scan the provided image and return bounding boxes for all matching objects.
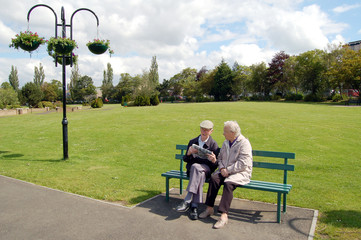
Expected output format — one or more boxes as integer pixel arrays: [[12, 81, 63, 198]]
[[27, 4, 100, 160]]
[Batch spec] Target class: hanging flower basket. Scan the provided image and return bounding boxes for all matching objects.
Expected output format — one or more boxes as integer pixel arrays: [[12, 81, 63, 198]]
[[88, 43, 108, 54], [54, 53, 78, 66], [9, 31, 46, 52], [47, 37, 77, 56], [86, 39, 114, 56]]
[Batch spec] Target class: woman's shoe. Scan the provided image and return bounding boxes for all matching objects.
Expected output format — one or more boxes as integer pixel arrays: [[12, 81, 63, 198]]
[[199, 208, 214, 219], [213, 218, 228, 229]]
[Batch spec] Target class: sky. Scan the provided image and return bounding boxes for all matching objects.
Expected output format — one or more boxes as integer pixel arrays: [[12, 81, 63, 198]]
[[0, 0, 360, 87]]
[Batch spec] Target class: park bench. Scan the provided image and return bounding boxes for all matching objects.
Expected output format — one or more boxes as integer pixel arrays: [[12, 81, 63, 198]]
[[161, 144, 295, 223]]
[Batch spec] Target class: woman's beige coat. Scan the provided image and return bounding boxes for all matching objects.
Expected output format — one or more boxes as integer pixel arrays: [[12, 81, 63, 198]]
[[215, 134, 253, 185]]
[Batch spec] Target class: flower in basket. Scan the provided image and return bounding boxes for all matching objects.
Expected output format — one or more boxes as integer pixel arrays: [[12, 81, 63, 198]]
[[9, 31, 46, 52], [86, 39, 114, 56], [47, 37, 78, 55]]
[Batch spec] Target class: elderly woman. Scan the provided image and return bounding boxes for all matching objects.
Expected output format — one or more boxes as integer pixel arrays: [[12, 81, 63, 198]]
[[199, 121, 253, 229], [175, 120, 219, 220]]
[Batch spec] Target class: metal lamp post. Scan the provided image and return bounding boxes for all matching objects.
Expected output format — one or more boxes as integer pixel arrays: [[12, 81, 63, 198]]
[[27, 4, 100, 160]]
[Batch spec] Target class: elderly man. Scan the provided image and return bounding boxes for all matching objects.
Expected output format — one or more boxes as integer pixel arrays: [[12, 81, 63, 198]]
[[199, 120, 253, 229], [175, 120, 219, 220]]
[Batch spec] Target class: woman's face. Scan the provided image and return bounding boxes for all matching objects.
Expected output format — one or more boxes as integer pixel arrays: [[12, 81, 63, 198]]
[[223, 126, 235, 141]]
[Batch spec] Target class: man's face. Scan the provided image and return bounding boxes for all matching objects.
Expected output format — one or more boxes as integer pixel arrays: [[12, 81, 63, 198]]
[[200, 127, 213, 139]]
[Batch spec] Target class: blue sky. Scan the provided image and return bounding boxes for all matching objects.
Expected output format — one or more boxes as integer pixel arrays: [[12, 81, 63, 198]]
[[0, 0, 360, 87]]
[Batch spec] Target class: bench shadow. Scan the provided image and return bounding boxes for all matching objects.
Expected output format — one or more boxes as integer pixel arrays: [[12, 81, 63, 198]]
[[136, 193, 274, 224], [136, 194, 191, 221]]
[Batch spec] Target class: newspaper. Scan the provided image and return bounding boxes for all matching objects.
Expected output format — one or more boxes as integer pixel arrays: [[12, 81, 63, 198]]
[[192, 144, 212, 159]]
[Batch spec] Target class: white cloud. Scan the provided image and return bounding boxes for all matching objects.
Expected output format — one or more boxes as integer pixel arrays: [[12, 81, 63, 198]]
[[0, 0, 355, 87], [333, 4, 361, 13]]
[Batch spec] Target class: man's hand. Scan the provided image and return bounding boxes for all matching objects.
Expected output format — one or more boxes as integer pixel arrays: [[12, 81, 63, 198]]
[[221, 168, 229, 178], [207, 152, 217, 163], [187, 146, 198, 155]]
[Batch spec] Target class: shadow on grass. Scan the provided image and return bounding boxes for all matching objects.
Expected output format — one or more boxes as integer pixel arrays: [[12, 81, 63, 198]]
[[0, 151, 63, 162], [128, 189, 162, 205], [321, 210, 361, 228]]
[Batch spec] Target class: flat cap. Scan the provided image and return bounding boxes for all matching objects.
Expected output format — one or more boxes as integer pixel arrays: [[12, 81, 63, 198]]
[[200, 120, 214, 129]]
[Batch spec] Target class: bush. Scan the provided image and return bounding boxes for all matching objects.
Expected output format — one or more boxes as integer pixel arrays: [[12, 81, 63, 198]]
[[37, 102, 43, 108], [7, 105, 21, 109], [271, 95, 282, 101], [134, 95, 150, 106], [285, 93, 303, 101], [91, 98, 103, 108], [0, 102, 4, 109], [332, 94, 343, 102], [40, 101, 55, 108], [304, 93, 322, 102], [54, 101, 63, 108], [150, 94, 160, 106]]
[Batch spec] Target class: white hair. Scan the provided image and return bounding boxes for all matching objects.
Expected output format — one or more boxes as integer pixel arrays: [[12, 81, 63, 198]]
[[224, 121, 241, 137]]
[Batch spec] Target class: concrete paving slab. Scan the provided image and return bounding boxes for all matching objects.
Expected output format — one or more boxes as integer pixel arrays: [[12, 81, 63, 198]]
[[0, 175, 317, 240]]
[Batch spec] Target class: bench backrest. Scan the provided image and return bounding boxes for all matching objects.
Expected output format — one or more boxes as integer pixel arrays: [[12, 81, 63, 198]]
[[175, 144, 295, 184]]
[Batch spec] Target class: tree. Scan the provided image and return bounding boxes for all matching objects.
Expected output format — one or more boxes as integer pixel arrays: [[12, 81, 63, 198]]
[[232, 62, 251, 98], [21, 82, 43, 107], [149, 55, 159, 89], [0, 87, 20, 108], [33, 63, 45, 86], [101, 63, 114, 101], [8, 65, 19, 91], [169, 68, 197, 99], [249, 62, 268, 98], [295, 49, 328, 100], [41, 80, 62, 102], [210, 60, 233, 101], [69, 63, 81, 102], [267, 51, 290, 96], [327, 46, 361, 97], [283, 56, 301, 93]]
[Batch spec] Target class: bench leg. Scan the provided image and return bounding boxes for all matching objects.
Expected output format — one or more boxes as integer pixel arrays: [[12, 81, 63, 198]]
[[277, 192, 281, 223], [179, 178, 183, 195], [165, 177, 170, 202], [283, 193, 287, 213]]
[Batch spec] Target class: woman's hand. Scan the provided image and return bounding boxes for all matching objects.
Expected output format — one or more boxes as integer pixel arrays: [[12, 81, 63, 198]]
[[207, 152, 217, 163], [221, 168, 229, 177]]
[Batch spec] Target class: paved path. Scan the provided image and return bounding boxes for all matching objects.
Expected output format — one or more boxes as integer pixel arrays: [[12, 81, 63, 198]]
[[0, 175, 317, 240]]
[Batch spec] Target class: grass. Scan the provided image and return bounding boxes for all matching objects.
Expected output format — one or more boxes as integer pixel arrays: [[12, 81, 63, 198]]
[[0, 102, 360, 239]]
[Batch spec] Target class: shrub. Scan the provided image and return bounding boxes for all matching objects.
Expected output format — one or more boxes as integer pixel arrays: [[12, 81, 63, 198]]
[[41, 101, 55, 108], [150, 94, 160, 106], [7, 105, 21, 109], [134, 95, 150, 106], [54, 101, 62, 108], [304, 93, 322, 102], [0, 102, 4, 109], [91, 98, 103, 108], [37, 102, 43, 108], [285, 93, 303, 101], [332, 94, 343, 102]]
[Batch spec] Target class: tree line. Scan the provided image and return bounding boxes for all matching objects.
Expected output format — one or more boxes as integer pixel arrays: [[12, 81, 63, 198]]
[[1, 44, 360, 109]]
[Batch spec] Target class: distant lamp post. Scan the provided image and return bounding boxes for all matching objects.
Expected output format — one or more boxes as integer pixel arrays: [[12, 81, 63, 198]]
[[26, 4, 100, 160]]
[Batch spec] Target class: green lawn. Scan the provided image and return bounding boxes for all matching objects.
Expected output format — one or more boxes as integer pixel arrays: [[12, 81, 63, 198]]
[[1, 102, 360, 239]]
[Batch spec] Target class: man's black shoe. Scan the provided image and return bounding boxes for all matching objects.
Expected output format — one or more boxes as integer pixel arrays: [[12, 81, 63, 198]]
[[175, 201, 190, 212], [189, 207, 198, 220]]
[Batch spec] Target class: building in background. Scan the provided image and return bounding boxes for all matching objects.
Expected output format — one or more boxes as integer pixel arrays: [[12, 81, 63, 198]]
[[348, 40, 361, 51]]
